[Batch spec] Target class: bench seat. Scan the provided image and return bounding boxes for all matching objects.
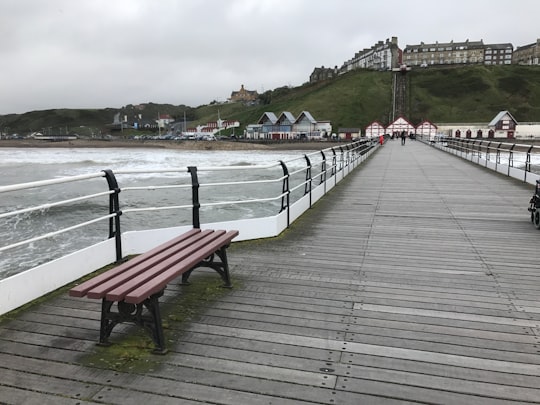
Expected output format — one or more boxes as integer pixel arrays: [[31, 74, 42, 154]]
[[69, 228, 238, 353]]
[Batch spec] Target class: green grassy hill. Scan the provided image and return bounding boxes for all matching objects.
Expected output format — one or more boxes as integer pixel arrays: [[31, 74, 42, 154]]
[[193, 70, 393, 133], [2, 65, 540, 136], [408, 65, 540, 123], [197, 65, 540, 133]]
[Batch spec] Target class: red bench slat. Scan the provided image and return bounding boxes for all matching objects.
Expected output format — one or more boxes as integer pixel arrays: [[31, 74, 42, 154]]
[[85, 230, 225, 299], [69, 228, 207, 298], [123, 230, 239, 304], [103, 230, 230, 302]]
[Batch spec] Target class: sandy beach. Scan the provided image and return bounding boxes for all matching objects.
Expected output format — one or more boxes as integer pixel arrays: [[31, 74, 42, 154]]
[[0, 138, 348, 151]]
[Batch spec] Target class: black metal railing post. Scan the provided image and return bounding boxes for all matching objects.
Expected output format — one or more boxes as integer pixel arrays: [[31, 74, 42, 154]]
[[508, 144, 516, 176], [279, 160, 290, 227], [320, 150, 327, 186], [304, 155, 312, 207], [477, 140, 482, 161], [187, 166, 200, 229], [525, 145, 533, 183], [102, 169, 123, 262], [496, 142, 502, 165], [459, 139, 465, 156], [331, 149, 337, 179]]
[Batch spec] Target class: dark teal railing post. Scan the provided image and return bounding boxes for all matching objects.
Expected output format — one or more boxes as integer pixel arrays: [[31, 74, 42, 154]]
[[330, 148, 338, 187], [477, 140, 482, 161], [508, 144, 516, 176], [320, 150, 327, 186], [331, 148, 337, 179], [525, 145, 533, 183], [496, 142, 503, 165], [102, 169, 123, 262], [304, 155, 312, 207], [187, 166, 200, 229], [279, 160, 290, 227]]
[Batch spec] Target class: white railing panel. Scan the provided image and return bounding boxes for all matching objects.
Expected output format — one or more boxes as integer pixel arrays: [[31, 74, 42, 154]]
[[0, 238, 116, 315], [290, 193, 311, 223], [509, 167, 523, 179]]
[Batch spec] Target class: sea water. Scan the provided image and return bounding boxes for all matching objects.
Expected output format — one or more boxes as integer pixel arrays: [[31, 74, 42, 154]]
[[0, 147, 313, 278]]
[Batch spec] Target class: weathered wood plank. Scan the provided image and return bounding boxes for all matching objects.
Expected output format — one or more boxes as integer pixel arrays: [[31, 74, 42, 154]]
[[2, 140, 540, 403]]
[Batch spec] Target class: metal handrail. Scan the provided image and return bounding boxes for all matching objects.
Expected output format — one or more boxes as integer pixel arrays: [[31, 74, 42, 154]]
[[0, 140, 377, 270], [420, 135, 540, 183]]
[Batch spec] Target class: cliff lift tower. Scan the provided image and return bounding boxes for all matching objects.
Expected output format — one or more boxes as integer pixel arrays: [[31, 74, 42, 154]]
[[391, 64, 411, 120]]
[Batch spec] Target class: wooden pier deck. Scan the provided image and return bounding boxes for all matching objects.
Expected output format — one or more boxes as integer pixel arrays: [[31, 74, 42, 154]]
[[1, 139, 540, 404]]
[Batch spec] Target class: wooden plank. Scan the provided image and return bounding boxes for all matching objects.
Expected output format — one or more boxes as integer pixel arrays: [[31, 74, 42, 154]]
[[3, 140, 540, 403]]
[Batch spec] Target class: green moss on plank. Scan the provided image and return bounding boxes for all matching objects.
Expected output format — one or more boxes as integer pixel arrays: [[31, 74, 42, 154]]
[[81, 272, 241, 373]]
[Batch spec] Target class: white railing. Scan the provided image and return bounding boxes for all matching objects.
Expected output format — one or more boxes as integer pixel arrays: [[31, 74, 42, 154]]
[[0, 140, 378, 315], [420, 136, 540, 185]]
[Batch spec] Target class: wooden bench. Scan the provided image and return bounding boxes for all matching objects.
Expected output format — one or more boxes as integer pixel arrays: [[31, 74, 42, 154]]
[[69, 228, 239, 354]]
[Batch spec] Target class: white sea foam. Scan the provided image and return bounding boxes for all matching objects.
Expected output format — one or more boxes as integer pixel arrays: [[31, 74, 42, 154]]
[[0, 147, 314, 278]]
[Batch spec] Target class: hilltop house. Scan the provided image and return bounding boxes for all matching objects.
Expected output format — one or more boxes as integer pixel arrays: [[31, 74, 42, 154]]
[[341, 37, 401, 73], [229, 85, 258, 104], [309, 66, 339, 83], [309, 35, 540, 83], [513, 39, 540, 65]]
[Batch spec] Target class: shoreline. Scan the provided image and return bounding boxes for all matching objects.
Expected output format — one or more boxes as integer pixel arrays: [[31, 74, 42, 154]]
[[0, 138, 349, 151]]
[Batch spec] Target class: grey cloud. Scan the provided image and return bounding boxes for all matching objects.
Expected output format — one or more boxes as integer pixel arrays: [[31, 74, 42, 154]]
[[0, 0, 537, 114]]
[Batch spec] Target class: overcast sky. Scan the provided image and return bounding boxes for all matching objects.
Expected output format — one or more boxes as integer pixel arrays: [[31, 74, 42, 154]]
[[1, 0, 539, 114]]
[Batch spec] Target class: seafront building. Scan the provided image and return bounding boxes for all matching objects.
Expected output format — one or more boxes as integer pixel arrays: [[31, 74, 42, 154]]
[[245, 111, 331, 140], [361, 111, 540, 141]]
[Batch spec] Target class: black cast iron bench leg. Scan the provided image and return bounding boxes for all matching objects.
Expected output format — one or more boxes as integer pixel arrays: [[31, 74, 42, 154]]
[[98, 291, 168, 354], [181, 245, 233, 287]]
